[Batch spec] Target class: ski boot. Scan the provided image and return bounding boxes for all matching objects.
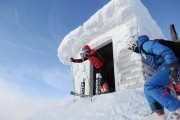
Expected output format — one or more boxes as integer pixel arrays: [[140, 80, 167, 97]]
[[100, 82, 109, 94]]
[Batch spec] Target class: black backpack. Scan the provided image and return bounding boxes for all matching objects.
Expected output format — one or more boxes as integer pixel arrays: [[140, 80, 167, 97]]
[[140, 24, 180, 63], [140, 40, 180, 63]]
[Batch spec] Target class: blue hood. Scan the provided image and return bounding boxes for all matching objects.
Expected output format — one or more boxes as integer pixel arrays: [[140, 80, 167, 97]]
[[138, 35, 149, 51]]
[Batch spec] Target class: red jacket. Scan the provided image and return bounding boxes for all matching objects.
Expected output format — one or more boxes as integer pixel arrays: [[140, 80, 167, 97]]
[[74, 45, 105, 69]]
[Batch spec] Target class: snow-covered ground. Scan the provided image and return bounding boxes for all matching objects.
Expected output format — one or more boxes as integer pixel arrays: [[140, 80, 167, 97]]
[[27, 88, 151, 120]]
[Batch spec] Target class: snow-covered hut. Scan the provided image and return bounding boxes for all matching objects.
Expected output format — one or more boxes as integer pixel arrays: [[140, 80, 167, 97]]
[[58, 0, 164, 95]]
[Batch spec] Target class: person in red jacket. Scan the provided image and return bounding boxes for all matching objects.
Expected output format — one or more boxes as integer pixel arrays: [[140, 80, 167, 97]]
[[70, 45, 109, 94]]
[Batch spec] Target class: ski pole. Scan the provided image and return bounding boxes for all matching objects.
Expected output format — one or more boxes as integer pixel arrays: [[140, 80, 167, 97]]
[[169, 83, 178, 98], [161, 83, 178, 98], [70, 62, 76, 101], [82, 59, 92, 101]]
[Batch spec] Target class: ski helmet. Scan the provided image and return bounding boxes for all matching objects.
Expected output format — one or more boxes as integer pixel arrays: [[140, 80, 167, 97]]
[[82, 45, 91, 53]]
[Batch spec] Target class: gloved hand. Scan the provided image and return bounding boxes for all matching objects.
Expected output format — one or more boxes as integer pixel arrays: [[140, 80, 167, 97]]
[[70, 57, 75, 62], [80, 53, 88, 58], [168, 62, 179, 84]]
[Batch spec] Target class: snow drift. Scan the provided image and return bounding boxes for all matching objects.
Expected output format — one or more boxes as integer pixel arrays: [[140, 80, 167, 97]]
[[27, 89, 150, 120]]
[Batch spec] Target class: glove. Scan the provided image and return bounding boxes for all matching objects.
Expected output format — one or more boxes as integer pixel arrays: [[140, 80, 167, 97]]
[[80, 53, 88, 58], [168, 62, 179, 84], [70, 57, 75, 62]]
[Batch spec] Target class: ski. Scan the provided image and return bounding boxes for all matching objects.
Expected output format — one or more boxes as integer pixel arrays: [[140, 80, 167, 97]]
[[70, 91, 90, 97], [170, 24, 179, 42], [95, 73, 101, 95]]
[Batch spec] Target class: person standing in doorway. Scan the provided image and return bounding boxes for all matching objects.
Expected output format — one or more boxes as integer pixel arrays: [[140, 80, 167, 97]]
[[70, 45, 109, 94]]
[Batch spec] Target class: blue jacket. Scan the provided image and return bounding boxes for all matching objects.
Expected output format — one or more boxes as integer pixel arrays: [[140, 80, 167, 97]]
[[138, 35, 178, 70]]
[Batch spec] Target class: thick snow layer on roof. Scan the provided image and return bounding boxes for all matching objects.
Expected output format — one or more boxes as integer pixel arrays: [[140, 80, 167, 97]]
[[57, 0, 164, 65]]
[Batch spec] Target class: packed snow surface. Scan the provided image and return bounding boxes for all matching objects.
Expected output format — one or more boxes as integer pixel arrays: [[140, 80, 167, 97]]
[[28, 89, 151, 120]]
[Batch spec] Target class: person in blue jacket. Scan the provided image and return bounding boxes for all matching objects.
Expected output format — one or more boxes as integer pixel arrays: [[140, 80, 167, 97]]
[[128, 35, 180, 120]]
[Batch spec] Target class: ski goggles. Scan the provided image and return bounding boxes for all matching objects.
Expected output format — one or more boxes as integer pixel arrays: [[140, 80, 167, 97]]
[[128, 44, 138, 51], [128, 36, 138, 51], [82, 49, 88, 53]]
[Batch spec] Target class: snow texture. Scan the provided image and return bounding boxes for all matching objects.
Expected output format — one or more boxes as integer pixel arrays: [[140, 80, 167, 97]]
[[28, 89, 150, 120]]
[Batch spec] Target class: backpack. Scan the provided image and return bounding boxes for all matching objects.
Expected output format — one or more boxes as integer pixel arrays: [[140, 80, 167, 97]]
[[140, 39, 180, 63], [140, 24, 180, 63]]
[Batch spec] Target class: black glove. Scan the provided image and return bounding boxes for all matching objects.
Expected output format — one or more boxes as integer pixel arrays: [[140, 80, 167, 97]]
[[70, 57, 75, 62], [168, 62, 179, 84]]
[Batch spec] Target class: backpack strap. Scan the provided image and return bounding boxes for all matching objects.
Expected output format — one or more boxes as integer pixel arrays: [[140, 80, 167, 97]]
[[140, 41, 155, 56], [140, 40, 162, 66]]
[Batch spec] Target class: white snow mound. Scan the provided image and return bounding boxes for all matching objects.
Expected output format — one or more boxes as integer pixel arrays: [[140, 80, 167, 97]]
[[27, 89, 151, 120]]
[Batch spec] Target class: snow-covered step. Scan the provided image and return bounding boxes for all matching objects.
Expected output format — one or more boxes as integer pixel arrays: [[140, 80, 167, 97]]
[[120, 77, 144, 84], [121, 70, 143, 80], [118, 56, 132, 64], [118, 64, 141, 75], [118, 51, 132, 58], [118, 60, 138, 69]]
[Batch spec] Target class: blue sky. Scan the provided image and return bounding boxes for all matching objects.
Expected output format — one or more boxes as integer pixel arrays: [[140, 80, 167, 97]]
[[0, 0, 179, 106], [0, 0, 110, 101], [142, 0, 180, 40]]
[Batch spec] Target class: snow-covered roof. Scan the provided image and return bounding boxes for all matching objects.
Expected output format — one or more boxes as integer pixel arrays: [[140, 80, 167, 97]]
[[58, 0, 164, 65]]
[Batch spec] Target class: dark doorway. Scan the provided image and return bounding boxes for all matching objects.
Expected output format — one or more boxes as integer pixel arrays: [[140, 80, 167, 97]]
[[92, 42, 115, 95]]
